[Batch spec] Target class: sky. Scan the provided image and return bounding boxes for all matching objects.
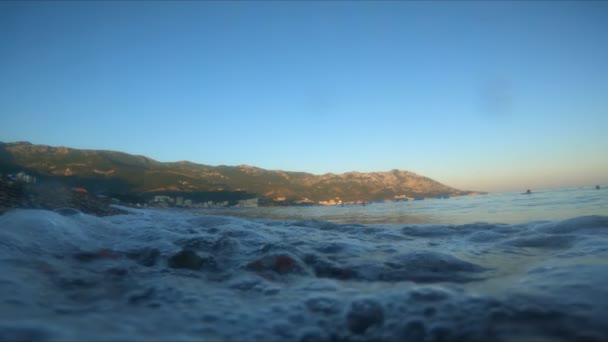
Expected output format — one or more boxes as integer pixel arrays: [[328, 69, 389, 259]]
[[1, 1, 607, 193]]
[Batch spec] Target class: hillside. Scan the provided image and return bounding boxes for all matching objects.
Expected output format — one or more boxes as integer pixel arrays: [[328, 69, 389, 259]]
[[0, 142, 481, 204]]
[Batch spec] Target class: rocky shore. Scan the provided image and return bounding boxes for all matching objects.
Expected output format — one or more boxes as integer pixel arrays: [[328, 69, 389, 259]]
[[0, 178, 126, 216]]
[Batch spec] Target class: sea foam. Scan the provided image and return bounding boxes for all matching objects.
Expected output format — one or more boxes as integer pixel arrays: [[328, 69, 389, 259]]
[[1, 208, 607, 341]]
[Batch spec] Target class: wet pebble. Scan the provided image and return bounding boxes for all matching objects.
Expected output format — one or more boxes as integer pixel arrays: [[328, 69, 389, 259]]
[[167, 249, 216, 270], [304, 255, 355, 280], [126, 247, 160, 267], [380, 251, 486, 283], [401, 320, 427, 342], [346, 298, 384, 334], [246, 253, 305, 276]]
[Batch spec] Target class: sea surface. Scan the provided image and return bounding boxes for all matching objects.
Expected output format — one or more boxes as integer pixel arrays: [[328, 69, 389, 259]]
[[204, 186, 608, 225], [1, 187, 607, 341]]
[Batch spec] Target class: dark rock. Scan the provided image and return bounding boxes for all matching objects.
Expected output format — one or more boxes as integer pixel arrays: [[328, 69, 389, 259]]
[[73, 252, 98, 262], [402, 320, 427, 342], [304, 255, 355, 280], [315, 264, 355, 280], [429, 326, 452, 341], [126, 247, 160, 267], [168, 249, 214, 270], [379, 251, 486, 283], [423, 307, 436, 317], [246, 253, 305, 276], [346, 299, 384, 334]]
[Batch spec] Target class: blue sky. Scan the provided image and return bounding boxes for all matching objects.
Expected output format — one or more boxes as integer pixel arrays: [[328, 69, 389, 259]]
[[1, 1, 607, 192]]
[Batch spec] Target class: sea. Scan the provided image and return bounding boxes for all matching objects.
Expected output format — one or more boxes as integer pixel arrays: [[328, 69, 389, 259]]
[[0, 186, 607, 341], [203, 186, 608, 225]]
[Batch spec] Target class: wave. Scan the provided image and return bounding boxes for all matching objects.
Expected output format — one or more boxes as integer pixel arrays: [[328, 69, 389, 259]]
[[1, 208, 607, 341]]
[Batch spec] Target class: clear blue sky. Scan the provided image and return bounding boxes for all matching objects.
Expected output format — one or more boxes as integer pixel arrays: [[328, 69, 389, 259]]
[[1, 1, 607, 192]]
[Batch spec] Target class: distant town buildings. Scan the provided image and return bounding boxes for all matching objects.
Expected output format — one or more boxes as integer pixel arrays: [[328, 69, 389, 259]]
[[236, 198, 259, 208], [319, 197, 342, 206], [153, 195, 173, 203], [10, 172, 37, 184], [149, 195, 257, 209]]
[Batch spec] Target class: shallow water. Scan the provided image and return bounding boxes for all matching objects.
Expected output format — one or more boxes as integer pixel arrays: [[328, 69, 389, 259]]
[[1, 204, 608, 341]]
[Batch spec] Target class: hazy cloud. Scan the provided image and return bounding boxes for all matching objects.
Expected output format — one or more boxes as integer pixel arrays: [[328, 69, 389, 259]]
[[477, 76, 513, 119]]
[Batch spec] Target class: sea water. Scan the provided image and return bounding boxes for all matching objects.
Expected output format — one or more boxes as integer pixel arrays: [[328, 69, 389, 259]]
[[0, 187, 607, 341], [204, 186, 608, 224]]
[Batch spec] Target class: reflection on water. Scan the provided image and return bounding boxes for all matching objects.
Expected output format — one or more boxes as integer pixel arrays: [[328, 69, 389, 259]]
[[200, 186, 608, 225]]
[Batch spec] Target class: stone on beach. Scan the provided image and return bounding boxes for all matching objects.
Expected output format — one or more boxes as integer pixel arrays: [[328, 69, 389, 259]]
[[168, 249, 216, 270]]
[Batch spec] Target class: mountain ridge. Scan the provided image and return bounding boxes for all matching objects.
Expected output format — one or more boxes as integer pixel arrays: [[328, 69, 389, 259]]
[[0, 141, 484, 204]]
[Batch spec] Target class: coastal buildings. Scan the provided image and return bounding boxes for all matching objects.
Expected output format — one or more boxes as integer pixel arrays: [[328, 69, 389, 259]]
[[6, 172, 37, 184], [236, 198, 259, 208], [1, 170, 435, 210], [149, 195, 258, 209]]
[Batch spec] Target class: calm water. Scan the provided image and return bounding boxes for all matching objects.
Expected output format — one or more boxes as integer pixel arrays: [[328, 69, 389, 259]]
[[201, 186, 608, 225]]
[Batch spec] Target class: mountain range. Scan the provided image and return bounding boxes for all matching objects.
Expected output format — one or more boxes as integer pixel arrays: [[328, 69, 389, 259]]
[[0, 141, 482, 205]]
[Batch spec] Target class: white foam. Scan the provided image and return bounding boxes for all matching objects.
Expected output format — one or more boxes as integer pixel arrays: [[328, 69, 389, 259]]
[[0, 208, 607, 340]]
